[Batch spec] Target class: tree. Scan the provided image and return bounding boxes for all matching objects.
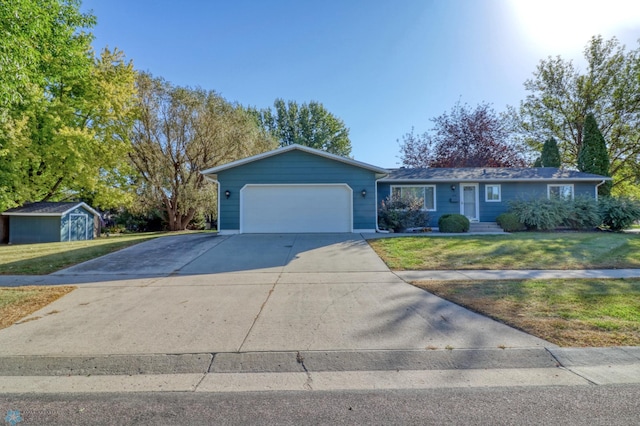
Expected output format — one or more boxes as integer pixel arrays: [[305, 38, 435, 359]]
[[578, 113, 610, 196], [0, 1, 137, 211], [536, 137, 562, 167], [251, 99, 351, 156], [130, 73, 275, 231], [399, 102, 526, 168], [518, 35, 640, 192]]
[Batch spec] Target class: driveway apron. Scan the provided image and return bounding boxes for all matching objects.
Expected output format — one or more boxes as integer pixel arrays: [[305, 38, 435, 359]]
[[0, 234, 549, 356]]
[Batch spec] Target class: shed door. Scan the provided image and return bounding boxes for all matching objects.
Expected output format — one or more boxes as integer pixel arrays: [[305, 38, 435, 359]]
[[69, 214, 88, 241], [241, 184, 352, 233]]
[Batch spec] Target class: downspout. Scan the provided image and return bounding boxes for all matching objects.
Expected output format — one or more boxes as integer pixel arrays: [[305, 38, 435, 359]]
[[203, 175, 220, 232], [375, 176, 390, 233], [595, 180, 606, 201]]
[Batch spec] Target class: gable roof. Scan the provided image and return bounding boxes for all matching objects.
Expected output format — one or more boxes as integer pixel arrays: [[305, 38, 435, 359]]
[[381, 167, 612, 182], [3, 202, 100, 217], [201, 144, 389, 179]]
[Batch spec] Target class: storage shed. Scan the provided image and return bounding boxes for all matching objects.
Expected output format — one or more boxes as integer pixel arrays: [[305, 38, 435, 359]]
[[3, 202, 101, 244]]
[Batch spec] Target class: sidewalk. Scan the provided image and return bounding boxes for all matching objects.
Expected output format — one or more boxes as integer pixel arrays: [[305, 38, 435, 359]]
[[395, 268, 640, 282]]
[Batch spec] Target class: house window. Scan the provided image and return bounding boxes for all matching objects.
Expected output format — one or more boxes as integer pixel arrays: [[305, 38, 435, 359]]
[[548, 184, 574, 201], [391, 185, 436, 211], [485, 184, 501, 202]]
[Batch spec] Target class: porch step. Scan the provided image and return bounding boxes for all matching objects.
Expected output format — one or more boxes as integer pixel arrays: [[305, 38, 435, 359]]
[[469, 222, 504, 233]]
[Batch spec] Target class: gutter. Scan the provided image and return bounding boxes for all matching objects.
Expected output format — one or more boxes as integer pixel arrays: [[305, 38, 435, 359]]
[[374, 176, 389, 233], [203, 175, 221, 231]]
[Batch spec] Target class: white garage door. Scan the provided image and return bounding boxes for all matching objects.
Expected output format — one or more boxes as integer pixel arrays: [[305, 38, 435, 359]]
[[241, 184, 352, 233]]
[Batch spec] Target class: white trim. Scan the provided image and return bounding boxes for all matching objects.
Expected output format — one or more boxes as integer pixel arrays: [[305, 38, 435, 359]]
[[239, 183, 353, 233], [547, 183, 574, 200], [201, 144, 389, 178], [460, 183, 480, 222], [390, 185, 436, 211], [485, 184, 501, 202]]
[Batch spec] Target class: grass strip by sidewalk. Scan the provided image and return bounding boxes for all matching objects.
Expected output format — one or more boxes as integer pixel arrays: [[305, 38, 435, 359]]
[[0, 286, 75, 330], [414, 278, 640, 347], [0, 232, 177, 275], [369, 232, 640, 270]]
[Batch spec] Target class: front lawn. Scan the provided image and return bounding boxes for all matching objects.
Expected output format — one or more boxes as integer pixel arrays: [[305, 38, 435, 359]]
[[368, 232, 640, 270], [0, 232, 177, 275], [415, 278, 640, 347]]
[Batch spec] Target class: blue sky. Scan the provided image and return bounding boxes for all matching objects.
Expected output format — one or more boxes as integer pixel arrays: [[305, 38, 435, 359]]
[[82, 0, 640, 168]]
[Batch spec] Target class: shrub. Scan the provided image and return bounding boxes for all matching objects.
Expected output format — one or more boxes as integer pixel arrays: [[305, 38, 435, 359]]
[[496, 212, 526, 232], [508, 197, 568, 231], [378, 195, 429, 232], [564, 196, 601, 230], [438, 214, 470, 233], [599, 197, 640, 231]]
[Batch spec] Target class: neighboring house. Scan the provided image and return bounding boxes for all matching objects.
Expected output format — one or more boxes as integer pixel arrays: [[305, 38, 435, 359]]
[[2, 202, 101, 244], [201, 144, 611, 234]]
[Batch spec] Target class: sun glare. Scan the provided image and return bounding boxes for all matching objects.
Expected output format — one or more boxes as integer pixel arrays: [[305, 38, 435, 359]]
[[507, 0, 640, 55]]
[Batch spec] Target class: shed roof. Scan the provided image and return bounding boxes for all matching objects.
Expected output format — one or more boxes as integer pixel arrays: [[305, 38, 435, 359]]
[[3, 202, 100, 217], [381, 167, 612, 182], [201, 144, 389, 179]]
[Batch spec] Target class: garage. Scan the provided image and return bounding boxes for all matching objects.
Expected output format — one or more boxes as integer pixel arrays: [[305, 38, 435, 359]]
[[201, 144, 387, 234], [241, 184, 352, 233]]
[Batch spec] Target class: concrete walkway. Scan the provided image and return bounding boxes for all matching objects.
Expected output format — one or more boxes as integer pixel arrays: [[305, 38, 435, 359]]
[[0, 233, 639, 393]]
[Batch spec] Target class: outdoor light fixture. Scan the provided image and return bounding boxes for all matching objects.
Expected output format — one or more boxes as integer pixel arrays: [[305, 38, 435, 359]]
[[224, 190, 231, 199], [361, 189, 367, 198], [450, 184, 456, 191]]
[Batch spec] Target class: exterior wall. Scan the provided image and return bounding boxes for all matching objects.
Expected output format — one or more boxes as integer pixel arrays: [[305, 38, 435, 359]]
[[217, 150, 378, 232], [9, 216, 61, 244], [378, 181, 599, 227], [60, 207, 95, 242], [0, 215, 8, 244]]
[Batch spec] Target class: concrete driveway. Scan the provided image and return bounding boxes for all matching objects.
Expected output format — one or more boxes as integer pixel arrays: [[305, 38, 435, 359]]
[[0, 234, 549, 356]]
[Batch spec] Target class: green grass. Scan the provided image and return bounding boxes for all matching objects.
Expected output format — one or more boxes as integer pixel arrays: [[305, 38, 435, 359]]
[[0, 232, 184, 275], [369, 232, 640, 270], [415, 278, 640, 347]]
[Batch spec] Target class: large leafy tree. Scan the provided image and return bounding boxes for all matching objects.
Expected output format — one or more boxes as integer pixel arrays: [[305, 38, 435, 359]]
[[0, 1, 137, 211], [251, 99, 351, 156], [518, 35, 640, 193], [130, 73, 275, 231], [399, 102, 526, 168], [578, 113, 610, 195]]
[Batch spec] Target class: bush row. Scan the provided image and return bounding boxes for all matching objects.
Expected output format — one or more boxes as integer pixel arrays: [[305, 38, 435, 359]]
[[378, 196, 429, 232], [504, 196, 640, 232]]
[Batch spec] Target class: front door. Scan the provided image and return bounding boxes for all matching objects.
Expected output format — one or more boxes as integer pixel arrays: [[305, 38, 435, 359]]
[[460, 183, 479, 222]]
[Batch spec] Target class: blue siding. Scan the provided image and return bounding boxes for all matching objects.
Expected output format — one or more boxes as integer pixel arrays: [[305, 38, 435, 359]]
[[10, 217, 61, 244], [217, 150, 378, 231], [9, 206, 95, 244], [379, 181, 599, 227], [60, 207, 95, 242]]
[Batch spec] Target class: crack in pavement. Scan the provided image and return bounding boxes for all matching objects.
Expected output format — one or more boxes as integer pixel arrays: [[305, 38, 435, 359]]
[[236, 236, 299, 352]]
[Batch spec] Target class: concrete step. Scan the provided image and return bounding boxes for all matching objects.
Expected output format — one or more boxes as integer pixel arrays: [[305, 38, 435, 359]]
[[469, 222, 504, 232]]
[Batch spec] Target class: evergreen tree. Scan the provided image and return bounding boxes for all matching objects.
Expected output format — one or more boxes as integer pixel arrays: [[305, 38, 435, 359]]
[[578, 113, 611, 195], [540, 137, 561, 167]]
